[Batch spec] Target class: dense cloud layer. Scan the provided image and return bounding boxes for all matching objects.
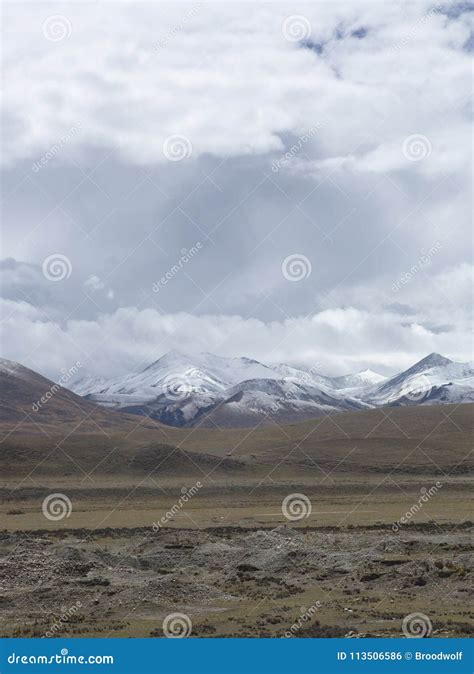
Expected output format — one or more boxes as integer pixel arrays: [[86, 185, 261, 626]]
[[1, 2, 472, 378]]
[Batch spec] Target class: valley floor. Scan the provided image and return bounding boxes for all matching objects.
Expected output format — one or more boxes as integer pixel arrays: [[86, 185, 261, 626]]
[[1, 479, 472, 639], [1, 403, 472, 638]]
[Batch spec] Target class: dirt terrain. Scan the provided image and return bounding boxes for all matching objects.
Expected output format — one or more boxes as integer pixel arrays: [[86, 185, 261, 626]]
[[1, 522, 472, 638], [0, 403, 472, 638]]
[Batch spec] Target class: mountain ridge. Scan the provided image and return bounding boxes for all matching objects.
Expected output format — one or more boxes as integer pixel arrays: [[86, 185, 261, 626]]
[[62, 350, 474, 427], [2, 351, 472, 429]]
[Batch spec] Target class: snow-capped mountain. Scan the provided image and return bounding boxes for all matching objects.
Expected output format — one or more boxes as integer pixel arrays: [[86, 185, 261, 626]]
[[68, 351, 473, 427], [332, 369, 387, 393], [362, 353, 474, 407]]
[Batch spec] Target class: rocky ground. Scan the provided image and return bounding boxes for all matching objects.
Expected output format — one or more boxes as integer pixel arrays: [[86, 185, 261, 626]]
[[1, 523, 472, 638]]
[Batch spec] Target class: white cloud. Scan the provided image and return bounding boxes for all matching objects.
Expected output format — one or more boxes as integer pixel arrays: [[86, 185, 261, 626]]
[[1, 286, 471, 381], [1, 1, 471, 176], [1, 2, 472, 379]]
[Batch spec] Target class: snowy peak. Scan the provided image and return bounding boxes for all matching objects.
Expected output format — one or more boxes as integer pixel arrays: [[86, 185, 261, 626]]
[[141, 349, 194, 372], [418, 352, 453, 368], [404, 352, 453, 375], [333, 368, 387, 390], [365, 353, 473, 407], [64, 351, 473, 427]]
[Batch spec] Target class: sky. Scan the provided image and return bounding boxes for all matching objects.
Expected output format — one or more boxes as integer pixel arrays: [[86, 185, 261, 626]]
[[1, 1, 472, 379]]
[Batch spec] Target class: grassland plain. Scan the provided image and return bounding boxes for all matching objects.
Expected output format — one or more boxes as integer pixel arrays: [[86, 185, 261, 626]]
[[0, 403, 472, 637]]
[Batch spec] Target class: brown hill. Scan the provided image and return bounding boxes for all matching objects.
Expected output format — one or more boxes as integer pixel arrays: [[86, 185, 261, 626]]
[[0, 359, 160, 435]]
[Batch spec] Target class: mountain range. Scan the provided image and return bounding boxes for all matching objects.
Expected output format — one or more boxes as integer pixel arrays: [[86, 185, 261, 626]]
[[68, 350, 474, 428]]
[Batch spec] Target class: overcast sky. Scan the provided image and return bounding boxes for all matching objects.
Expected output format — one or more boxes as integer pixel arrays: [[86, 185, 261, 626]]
[[1, 1, 472, 379]]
